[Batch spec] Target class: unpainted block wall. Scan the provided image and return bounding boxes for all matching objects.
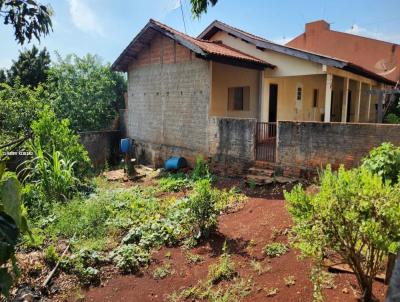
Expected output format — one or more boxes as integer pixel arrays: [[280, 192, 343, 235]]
[[79, 130, 121, 167], [208, 117, 256, 173], [127, 33, 210, 166], [277, 121, 400, 176]]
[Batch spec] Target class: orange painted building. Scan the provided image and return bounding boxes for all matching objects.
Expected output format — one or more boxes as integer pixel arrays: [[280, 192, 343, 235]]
[[287, 20, 400, 83]]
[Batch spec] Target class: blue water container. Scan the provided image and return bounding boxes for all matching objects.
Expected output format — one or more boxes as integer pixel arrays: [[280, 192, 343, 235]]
[[164, 157, 187, 170], [120, 138, 130, 153]]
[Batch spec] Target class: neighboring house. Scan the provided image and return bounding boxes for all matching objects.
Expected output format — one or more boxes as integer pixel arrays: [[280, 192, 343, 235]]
[[286, 20, 400, 83], [112, 19, 395, 170]]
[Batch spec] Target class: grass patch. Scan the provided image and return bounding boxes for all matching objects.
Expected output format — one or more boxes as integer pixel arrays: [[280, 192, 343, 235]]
[[153, 261, 173, 279], [207, 242, 236, 284], [250, 260, 271, 275], [263, 243, 289, 258], [185, 251, 204, 264], [169, 278, 253, 302]]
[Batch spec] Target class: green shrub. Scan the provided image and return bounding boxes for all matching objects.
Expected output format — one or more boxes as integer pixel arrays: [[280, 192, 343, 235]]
[[153, 261, 172, 279], [188, 179, 219, 239], [159, 172, 191, 192], [110, 244, 150, 273], [208, 242, 236, 284], [263, 243, 289, 258], [285, 165, 400, 302], [30, 107, 91, 178], [0, 165, 30, 297], [43, 244, 59, 266], [361, 142, 400, 183], [191, 156, 212, 181]]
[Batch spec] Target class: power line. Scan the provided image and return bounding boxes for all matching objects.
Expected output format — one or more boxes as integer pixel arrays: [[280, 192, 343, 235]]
[[180, 0, 187, 34]]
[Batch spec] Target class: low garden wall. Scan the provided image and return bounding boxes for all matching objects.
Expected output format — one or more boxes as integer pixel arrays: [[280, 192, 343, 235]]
[[79, 130, 121, 168], [208, 117, 256, 174], [277, 121, 400, 177]]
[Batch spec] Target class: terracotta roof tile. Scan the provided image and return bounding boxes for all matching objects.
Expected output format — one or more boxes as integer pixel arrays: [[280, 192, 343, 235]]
[[149, 19, 275, 68]]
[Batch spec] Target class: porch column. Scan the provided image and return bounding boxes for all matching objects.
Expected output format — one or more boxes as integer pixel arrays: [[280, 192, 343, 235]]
[[367, 84, 372, 121], [355, 81, 362, 122], [341, 77, 350, 123], [324, 74, 333, 122], [258, 70, 267, 122]]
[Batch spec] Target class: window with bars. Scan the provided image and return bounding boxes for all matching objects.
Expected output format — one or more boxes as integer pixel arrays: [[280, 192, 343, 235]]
[[228, 87, 250, 111]]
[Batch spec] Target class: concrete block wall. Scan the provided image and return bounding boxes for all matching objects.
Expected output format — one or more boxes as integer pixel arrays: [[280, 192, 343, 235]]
[[79, 130, 121, 168], [126, 33, 211, 167], [277, 121, 400, 176], [208, 117, 256, 173]]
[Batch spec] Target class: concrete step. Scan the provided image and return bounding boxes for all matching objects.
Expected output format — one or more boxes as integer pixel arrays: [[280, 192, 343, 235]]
[[253, 160, 278, 170], [246, 174, 274, 185], [248, 167, 274, 177], [246, 174, 297, 185]]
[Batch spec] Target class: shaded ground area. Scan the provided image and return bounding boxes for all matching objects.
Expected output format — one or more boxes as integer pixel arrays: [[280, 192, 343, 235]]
[[83, 197, 387, 302]]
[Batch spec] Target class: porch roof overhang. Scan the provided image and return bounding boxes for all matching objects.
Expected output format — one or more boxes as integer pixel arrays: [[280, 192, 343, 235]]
[[112, 19, 276, 72], [198, 20, 396, 86]]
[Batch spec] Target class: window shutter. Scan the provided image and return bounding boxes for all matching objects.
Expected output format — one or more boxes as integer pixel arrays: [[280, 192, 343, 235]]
[[228, 87, 234, 110], [243, 86, 250, 110]]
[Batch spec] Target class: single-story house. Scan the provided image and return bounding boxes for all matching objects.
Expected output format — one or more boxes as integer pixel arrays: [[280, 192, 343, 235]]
[[113, 19, 396, 171]]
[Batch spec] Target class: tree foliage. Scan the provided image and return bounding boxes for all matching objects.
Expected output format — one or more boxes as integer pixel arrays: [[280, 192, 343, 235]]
[[30, 107, 91, 178], [48, 53, 126, 132], [190, 0, 218, 17], [0, 79, 47, 136], [285, 166, 400, 302], [4, 45, 50, 87], [0, 0, 52, 44]]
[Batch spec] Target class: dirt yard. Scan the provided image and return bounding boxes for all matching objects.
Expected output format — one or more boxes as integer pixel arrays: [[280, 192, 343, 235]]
[[83, 196, 388, 302]]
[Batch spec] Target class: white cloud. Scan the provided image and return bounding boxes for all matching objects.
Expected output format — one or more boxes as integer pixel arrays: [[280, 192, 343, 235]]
[[272, 36, 294, 45], [67, 0, 104, 36], [346, 24, 400, 44]]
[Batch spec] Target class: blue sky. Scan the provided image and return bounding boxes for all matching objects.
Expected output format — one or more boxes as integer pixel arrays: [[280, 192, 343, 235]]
[[1, 0, 400, 69]]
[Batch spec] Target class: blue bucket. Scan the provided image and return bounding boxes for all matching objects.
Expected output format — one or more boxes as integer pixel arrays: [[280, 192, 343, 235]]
[[120, 138, 130, 153], [164, 157, 187, 170]]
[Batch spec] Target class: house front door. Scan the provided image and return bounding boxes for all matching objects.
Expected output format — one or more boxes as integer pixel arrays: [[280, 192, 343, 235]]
[[268, 84, 278, 123]]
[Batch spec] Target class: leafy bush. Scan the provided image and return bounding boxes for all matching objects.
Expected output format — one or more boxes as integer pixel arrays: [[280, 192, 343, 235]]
[[109, 244, 150, 273], [48, 53, 126, 132], [188, 179, 219, 239], [43, 244, 59, 266], [361, 142, 400, 183], [0, 164, 30, 297], [0, 80, 47, 136], [263, 243, 289, 258], [191, 156, 212, 181], [153, 261, 172, 279], [30, 107, 91, 178], [285, 166, 400, 302], [159, 172, 192, 192], [207, 242, 236, 284]]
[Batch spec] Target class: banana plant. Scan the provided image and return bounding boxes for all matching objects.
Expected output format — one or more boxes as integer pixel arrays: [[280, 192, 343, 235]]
[[0, 162, 29, 297]]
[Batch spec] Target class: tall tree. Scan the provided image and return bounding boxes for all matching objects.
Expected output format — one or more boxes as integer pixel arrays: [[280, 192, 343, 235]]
[[0, 69, 6, 84], [190, 0, 218, 17], [48, 53, 127, 132], [0, 0, 53, 44], [6, 45, 50, 87]]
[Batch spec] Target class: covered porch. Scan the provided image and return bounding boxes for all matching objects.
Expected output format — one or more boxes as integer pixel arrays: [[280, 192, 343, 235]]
[[208, 61, 385, 163]]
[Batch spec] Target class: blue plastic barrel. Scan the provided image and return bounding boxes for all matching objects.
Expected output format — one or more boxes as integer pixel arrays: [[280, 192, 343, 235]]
[[164, 157, 187, 170], [120, 138, 130, 153]]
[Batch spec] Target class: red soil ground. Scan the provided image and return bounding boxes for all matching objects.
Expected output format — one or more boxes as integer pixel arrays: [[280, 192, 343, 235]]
[[83, 197, 388, 302]]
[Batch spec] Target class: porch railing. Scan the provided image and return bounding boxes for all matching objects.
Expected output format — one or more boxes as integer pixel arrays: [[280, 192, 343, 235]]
[[255, 122, 277, 162]]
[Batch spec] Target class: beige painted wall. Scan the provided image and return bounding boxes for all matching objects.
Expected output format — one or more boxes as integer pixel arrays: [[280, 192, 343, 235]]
[[210, 31, 324, 77], [210, 62, 260, 118], [264, 74, 327, 122]]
